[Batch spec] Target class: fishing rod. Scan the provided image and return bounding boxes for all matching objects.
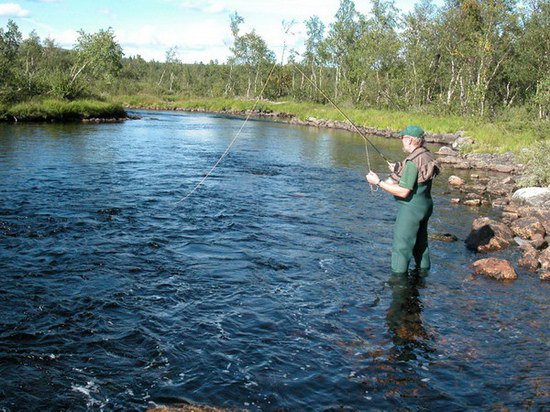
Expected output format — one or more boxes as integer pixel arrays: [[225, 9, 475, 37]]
[[290, 61, 392, 170]]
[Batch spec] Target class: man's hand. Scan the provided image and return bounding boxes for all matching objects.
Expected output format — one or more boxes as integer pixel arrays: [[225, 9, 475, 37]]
[[366, 171, 381, 186]]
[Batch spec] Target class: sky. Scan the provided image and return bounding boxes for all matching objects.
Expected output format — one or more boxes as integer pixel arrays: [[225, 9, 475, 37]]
[[0, 0, 441, 63]]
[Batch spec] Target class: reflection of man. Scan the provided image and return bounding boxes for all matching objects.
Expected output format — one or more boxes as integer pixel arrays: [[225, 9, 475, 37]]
[[386, 272, 430, 361], [366, 125, 439, 274]]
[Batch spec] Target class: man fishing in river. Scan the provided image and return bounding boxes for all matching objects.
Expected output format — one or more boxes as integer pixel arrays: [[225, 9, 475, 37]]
[[366, 125, 439, 274]]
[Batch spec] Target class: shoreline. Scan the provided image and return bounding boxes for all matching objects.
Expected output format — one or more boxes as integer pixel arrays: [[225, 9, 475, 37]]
[[128, 105, 524, 174]]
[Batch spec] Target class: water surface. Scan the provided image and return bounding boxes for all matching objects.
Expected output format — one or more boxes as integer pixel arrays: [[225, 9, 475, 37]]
[[0, 111, 548, 410]]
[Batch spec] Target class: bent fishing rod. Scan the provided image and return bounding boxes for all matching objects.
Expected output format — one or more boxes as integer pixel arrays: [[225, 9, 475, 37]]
[[290, 62, 392, 171]]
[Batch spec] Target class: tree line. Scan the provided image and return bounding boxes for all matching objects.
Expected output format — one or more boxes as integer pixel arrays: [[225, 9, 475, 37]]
[[1, 0, 548, 119]]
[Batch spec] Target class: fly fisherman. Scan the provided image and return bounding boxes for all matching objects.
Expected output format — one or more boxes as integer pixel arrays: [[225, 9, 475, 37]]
[[366, 125, 439, 274]]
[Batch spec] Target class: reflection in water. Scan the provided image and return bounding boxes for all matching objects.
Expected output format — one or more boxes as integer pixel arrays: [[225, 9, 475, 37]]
[[386, 271, 433, 362]]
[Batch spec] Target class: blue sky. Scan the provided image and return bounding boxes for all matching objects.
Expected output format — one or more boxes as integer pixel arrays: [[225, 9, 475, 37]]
[[0, 0, 441, 63]]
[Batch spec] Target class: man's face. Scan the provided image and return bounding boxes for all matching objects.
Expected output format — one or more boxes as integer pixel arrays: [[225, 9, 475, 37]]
[[401, 135, 414, 153]]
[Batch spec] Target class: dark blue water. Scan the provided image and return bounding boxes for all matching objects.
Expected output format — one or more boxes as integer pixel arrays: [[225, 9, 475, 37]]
[[0, 111, 548, 410]]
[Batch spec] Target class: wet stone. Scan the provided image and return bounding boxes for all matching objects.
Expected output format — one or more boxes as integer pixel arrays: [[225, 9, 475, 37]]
[[463, 199, 482, 207], [464, 184, 487, 194], [465, 192, 483, 200], [539, 248, 550, 271], [518, 244, 540, 273], [448, 175, 465, 186], [429, 233, 459, 242], [471, 258, 517, 280]]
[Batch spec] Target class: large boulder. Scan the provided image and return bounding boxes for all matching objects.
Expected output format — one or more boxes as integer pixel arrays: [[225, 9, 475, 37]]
[[471, 258, 517, 280], [512, 187, 550, 208], [510, 216, 546, 240], [465, 217, 514, 252]]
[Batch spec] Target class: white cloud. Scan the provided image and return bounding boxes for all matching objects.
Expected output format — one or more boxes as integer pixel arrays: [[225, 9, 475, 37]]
[[0, 3, 30, 17], [117, 19, 230, 62], [52, 28, 78, 47]]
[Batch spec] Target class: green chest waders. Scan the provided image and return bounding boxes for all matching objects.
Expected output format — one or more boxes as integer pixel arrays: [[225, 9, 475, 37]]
[[391, 161, 434, 274]]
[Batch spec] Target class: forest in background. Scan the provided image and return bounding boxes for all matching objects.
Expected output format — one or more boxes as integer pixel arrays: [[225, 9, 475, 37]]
[[0, 0, 548, 121]]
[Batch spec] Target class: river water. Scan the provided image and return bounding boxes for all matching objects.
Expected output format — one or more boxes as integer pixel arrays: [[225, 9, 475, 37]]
[[0, 110, 548, 410]]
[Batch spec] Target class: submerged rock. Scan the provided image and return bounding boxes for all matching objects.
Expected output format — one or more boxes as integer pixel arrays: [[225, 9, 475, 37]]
[[471, 258, 517, 280], [429, 233, 459, 242], [465, 217, 514, 252], [463, 199, 482, 207], [148, 403, 241, 412]]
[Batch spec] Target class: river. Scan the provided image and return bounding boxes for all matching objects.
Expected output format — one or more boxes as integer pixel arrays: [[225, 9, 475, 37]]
[[0, 110, 548, 410]]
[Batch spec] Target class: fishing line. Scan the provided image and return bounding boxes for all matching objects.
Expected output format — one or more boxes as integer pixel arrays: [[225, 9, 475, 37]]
[[289, 56, 392, 170], [172, 35, 290, 207]]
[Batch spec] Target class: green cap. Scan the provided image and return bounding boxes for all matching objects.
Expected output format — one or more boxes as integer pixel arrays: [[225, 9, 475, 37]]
[[398, 125, 425, 139]]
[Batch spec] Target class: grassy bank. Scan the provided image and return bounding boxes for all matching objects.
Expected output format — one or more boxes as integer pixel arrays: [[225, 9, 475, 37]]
[[0, 99, 127, 122], [117, 95, 548, 154]]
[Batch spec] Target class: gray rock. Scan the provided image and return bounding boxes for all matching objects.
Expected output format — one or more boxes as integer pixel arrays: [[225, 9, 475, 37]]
[[452, 137, 474, 151], [512, 187, 550, 208], [437, 146, 459, 156]]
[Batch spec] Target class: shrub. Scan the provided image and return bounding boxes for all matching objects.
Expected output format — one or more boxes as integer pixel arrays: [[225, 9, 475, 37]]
[[518, 139, 550, 187]]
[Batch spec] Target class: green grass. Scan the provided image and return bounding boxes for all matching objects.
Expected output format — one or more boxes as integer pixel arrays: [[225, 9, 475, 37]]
[[116, 95, 547, 154], [3, 99, 126, 122]]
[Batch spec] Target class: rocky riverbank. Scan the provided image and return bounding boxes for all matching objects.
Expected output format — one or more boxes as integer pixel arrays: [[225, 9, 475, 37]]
[[434, 147, 549, 282]]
